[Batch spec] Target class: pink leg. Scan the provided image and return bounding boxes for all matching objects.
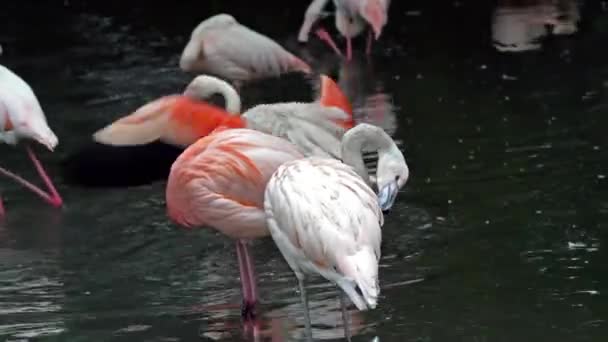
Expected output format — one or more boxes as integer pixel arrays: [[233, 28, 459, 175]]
[[0, 194, 4, 218], [346, 37, 352, 61], [0, 145, 62, 208], [26, 146, 63, 207], [315, 27, 344, 57], [236, 240, 257, 320], [366, 30, 373, 56]]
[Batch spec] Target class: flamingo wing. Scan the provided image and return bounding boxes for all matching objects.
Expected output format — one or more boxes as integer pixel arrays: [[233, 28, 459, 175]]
[[243, 103, 350, 158], [201, 23, 310, 81], [264, 157, 383, 309], [166, 128, 304, 239]]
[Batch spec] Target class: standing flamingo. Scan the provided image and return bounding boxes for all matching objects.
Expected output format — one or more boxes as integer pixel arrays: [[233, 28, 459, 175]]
[[264, 123, 409, 341], [165, 128, 305, 320], [0, 64, 63, 217], [93, 74, 354, 159], [298, 0, 390, 60], [180, 14, 312, 86]]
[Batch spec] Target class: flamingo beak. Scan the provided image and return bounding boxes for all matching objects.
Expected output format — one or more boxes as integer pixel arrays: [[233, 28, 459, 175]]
[[378, 180, 399, 212]]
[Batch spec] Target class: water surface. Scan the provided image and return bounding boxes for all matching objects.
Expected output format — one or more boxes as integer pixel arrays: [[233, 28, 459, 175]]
[[1, 0, 608, 341]]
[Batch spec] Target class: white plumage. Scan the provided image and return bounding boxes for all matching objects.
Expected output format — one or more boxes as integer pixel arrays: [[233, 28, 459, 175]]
[[265, 157, 383, 309], [180, 14, 311, 83]]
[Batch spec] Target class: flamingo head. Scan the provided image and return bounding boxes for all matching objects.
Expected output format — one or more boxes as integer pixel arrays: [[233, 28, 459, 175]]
[[359, 0, 388, 40], [20, 116, 58, 151], [376, 144, 408, 211]]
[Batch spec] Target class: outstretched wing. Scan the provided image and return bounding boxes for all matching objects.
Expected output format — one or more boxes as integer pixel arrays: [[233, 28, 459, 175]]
[[202, 23, 310, 80], [243, 102, 350, 158]]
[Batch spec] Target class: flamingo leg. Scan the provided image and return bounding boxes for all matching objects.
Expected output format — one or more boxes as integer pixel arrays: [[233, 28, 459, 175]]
[[315, 27, 344, 57], [297, 277, 313, 342], [0, 194, 4, 218], [0, 145, 63, 208], [346, 37, 353, 61], [339, 290, 352, 342], [26, 146, 63, 207], [235, 240, 257, 320], [366, 29, 374, 56]]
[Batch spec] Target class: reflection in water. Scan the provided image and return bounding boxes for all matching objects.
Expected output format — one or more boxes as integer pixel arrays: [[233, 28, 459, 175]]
[[336, 57, 397, 135], [200, 295, 368, 341], [491, 0, 581, 52]]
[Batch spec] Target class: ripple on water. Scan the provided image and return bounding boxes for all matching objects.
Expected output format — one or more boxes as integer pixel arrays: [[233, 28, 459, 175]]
[[0, 249, 65, 340]]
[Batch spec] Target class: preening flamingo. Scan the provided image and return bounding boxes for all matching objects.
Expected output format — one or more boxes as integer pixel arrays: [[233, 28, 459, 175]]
[[182, 74, 354, 158], [165, 128, 305, 319], [0, 64, 62, 217], [93, 74, 354, 159], [264, 123, 409, 341], [298, 0, 390, 60], [180, 14, 312, 86]]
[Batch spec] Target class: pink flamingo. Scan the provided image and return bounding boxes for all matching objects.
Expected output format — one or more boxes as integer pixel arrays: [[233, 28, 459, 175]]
[[165, 128, 305, 320], [180, 14, 312, 87], [298, 0, 390, 60], [0, 64, 63, 217]]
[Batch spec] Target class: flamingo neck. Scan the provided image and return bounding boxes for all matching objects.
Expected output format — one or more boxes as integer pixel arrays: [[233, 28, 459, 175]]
[[340, 124, 393, 186], [184, 76, 242, 115]]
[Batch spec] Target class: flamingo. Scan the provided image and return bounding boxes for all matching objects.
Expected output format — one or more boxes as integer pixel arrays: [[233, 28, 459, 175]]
[[180, 14, 312, 87], [165, 128, 305, 320], [298, 0, 390, 60], [264, 123, 409, 341], [93, 74, 354, 159], [0, 64, 63, 217], [182, 74, 354, 158]]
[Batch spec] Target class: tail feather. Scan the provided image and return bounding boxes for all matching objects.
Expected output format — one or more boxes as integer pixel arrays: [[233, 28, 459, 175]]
[[336, 247, 380, 311], [318, 75, 354, 129], [93, 96, 177, 146]]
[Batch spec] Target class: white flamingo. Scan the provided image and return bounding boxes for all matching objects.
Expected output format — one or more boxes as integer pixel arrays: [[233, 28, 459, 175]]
[[180, 14, 312, 86], [0, 64, 62, 217], [264, 123, 409, 341], [298, 0, 391, 60]]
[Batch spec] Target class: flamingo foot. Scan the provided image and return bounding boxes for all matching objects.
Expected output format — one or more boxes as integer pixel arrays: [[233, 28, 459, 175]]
[[315, 27, 344, 57], [366, 30, 373, 56], [241, 298, 257, 321], [236, 240, 259, 321], [346, 38, 353, 61]]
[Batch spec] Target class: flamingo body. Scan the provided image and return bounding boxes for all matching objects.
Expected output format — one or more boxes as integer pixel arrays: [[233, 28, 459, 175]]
[[180, 14, 311, 83], [265, 157, 383, 308], [165, 128, 304, 318], [0, 64, 62, 215]]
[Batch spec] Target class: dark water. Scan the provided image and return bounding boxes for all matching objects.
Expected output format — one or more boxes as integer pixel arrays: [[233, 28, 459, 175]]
[[1, 0, 608, 340]]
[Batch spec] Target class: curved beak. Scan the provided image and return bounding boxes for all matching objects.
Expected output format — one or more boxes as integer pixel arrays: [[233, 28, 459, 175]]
[[378, 180, 399, 212]]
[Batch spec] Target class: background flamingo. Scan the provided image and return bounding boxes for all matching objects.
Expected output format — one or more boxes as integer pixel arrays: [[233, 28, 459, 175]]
[[0, 64, 62, 217], [165, 128, 305, 320], [298, 0, 390, 60], [180, 13, 312, 87], [93, 74, 354, 159], [264, 123, 409, 341]]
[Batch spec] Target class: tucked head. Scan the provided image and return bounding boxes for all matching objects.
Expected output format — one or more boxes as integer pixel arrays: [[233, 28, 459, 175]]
[[376, 143, 409, 211]]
